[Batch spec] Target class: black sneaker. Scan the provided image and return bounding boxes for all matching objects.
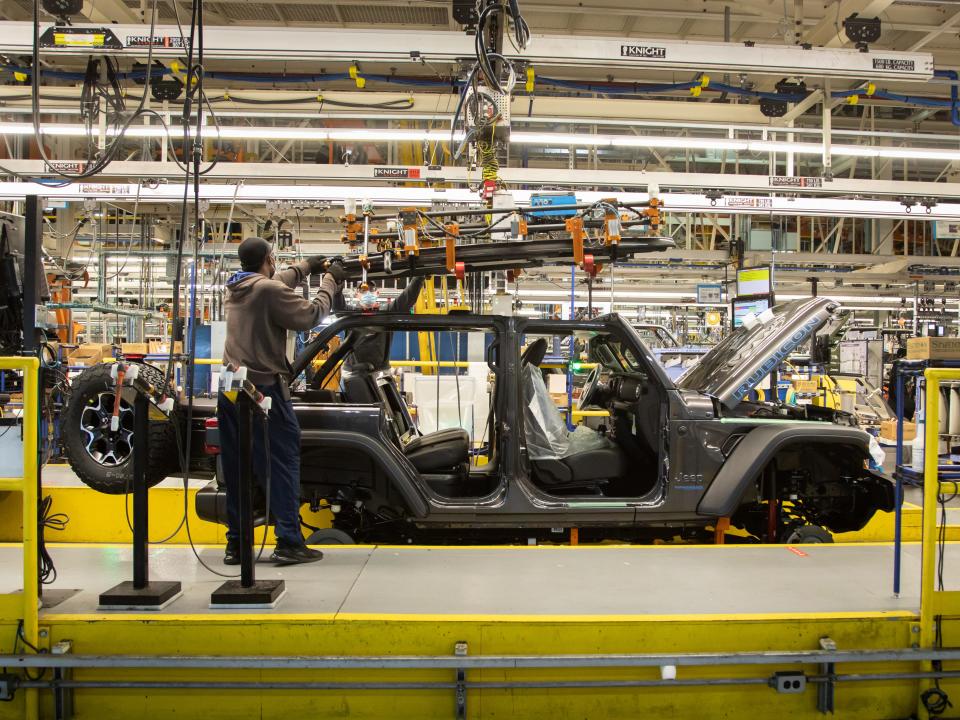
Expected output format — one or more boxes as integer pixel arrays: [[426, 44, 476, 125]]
[[224, 541, 241, 566], [270, 540, 324, 566]]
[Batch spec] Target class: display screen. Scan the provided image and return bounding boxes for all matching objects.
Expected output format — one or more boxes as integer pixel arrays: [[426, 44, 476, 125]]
[[733, 298, 770, 327], [737, 266, 771, 297]]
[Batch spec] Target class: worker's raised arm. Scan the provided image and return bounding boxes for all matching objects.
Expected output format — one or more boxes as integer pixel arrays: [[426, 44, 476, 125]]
[[275, 259, 311, 289], [267, 271, 342, 331], [391, 275, 426, 314]]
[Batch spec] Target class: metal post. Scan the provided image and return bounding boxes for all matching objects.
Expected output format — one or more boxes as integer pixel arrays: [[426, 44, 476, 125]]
[[918, 369, 943, 715], [210, 388, 284, 607], [99, 380, 181, 610], [893, 364, 905, 596], [822, 80, 832, 179], [132, 391, 149, 589], [22, 195, 41, 355], [237, 390, 255, 588]]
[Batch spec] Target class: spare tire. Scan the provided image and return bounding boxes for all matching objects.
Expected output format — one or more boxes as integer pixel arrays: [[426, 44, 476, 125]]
[[62, 362, 180, 494]]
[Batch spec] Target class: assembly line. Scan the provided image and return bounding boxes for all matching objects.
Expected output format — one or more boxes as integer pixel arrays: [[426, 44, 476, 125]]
[[2, 0, 960, 717]]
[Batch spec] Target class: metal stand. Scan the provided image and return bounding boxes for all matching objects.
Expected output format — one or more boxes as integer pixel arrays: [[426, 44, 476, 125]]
[[99, 387, 182, 610], [211, 389, 285, 608]]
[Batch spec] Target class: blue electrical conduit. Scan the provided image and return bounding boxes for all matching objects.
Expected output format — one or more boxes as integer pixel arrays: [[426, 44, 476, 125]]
[[3, 62, 960, 123]]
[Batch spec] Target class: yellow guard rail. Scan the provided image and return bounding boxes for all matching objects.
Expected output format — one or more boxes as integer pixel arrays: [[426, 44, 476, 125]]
[[0, 356, 39, 720], [920, 368, 960, 717]]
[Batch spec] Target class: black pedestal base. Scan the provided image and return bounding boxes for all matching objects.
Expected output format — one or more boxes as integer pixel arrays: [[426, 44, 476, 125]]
[[210, 579, 286, 609], [98, 580, 182, 611]]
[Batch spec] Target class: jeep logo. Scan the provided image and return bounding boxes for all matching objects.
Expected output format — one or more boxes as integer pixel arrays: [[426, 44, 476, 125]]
[[621, 45, 667, 59]]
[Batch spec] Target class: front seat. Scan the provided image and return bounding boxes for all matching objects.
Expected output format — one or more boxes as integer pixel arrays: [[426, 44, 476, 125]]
[[521, 345, 626, 491], [403, 428, 470, 473], [341, 368, 471, 474]]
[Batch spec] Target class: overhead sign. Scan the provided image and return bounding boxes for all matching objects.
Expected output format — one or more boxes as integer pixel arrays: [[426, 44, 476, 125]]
[[936, 221, 960, 239], [374, 167, 421, 179], [126, 35, 187, 48], [769, 176, 823, 188], [737, 267, 772, 297], [696, 284, 723, 304], [873, 58, 916, 72], [620, 45, 667, 59], [725, 197, 774, 209]]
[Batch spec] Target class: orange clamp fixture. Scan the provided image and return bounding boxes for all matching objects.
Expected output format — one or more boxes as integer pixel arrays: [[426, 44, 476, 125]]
[[400, 208, 420, 257], [444, 222, 460, 274], [565, 216, 585, 266], [643, 197, 661, 230], [602, 199, 621, 246], [342, 213, 363, 245]]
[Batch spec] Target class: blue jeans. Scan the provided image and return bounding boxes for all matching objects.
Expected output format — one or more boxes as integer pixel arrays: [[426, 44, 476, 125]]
[[217, 383, 303, 545]]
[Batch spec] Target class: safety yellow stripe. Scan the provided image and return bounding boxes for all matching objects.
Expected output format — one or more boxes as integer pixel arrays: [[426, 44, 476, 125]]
[[39, 610, 918, 624], [1, 540, 932, 551]]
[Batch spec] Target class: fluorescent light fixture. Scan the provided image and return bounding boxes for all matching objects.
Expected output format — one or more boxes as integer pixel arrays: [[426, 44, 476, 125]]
[[3, 121, 959, 160], [508, 132, 749, 152]]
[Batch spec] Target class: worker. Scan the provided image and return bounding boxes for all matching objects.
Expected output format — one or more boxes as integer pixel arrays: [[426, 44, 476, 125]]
[[339, 276, 425, 403], [219, 237, 345, 566]]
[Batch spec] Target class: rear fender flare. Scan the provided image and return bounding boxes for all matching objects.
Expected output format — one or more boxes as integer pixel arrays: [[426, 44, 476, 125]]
[[696, 424, 871, 517], [300, 429, 429, 518]]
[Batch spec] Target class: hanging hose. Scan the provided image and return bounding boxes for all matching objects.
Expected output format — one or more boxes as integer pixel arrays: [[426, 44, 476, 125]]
[[479, 140, 500, 185]]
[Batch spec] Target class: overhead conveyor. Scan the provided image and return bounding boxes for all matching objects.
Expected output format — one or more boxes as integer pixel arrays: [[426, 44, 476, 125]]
[[0, 21, 936, 82]]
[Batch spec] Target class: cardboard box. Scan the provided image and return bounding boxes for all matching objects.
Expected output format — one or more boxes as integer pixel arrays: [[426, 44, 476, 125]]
[[880, 419, 916, 442], [907, 337, 960, 361], [120, 343, 149, 356], [68, 343, 113, 367], [148, 340, 184, 355]]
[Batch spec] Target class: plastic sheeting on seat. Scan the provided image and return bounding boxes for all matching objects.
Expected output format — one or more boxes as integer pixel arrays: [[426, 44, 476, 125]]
[[522, 363, 612, 460]]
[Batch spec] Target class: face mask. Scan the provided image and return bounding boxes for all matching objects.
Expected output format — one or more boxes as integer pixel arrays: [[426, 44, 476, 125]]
[[359, 292, 379, 308]]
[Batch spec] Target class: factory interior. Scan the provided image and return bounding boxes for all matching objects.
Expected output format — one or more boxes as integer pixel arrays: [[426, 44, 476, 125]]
[[2, 0, 960, 717]]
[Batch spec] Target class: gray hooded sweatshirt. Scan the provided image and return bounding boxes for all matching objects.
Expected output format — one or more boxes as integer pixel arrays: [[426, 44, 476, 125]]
[[222, 260, 338, 386]]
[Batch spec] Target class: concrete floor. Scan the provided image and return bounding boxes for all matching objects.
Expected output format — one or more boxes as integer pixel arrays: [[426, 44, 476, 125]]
[[0, 541, 955, 617]]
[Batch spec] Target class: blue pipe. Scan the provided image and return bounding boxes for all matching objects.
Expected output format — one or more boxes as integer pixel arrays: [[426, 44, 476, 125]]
[[934, 69, 960, 126]]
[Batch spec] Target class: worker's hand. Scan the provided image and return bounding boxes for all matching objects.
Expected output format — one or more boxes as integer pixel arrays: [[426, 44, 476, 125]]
[[325, 260, 347, 285], [306, 255, 327, 275]]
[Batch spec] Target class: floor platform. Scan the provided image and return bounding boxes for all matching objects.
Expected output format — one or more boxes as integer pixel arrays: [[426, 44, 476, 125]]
[[0, 541, 948, 617], [2, 542, 959, 719]]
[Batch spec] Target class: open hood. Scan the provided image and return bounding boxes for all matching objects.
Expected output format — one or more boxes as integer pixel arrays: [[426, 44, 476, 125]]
[[676, 297, 840, 408]]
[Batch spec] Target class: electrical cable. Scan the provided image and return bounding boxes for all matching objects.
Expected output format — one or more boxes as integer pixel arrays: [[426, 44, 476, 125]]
[[29, 0, 163, 180], [37, 495, 67, 585]]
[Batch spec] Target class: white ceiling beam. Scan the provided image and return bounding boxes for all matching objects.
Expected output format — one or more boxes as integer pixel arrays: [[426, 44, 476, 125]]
[[803, 0, 896, 48], [772, 89, 824, 126], [2, 160, 958, 200], [80, 0, 142, 24], [907, 7, 960, 51]]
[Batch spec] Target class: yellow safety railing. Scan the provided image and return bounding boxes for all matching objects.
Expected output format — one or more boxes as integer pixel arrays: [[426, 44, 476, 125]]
[[570, 409, 610, 419], [919, 368, 960, 717], [390, 360, 470, 369], [0, 356, 39, 720]]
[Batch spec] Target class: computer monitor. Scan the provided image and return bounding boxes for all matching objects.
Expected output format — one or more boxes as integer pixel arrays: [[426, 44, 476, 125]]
[[733, 297, 770, 327]]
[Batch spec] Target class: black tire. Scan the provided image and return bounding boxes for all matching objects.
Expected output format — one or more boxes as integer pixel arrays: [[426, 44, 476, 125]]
[[62, 362, 180, 494], [306, 528, 355, 545], [782, 524, 834, 544]]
